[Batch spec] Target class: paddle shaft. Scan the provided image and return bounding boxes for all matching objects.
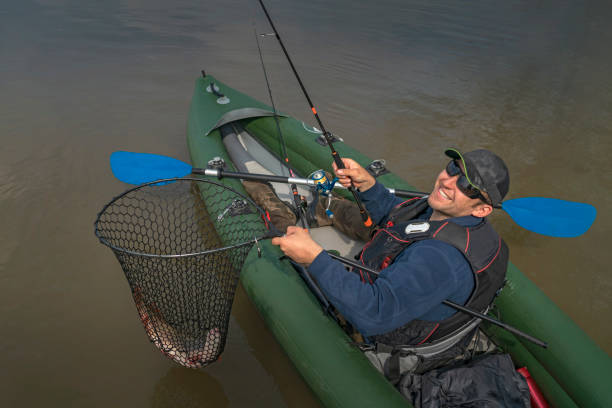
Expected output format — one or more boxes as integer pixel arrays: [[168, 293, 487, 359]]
[[194, 167, 425, 198], [325, 252, 548, 348], [257, 0, 373, 227], [111, 151, 596, 237]]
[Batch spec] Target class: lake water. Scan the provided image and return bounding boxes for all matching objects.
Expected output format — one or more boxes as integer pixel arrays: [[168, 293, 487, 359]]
[[1, 0, 611, 406]]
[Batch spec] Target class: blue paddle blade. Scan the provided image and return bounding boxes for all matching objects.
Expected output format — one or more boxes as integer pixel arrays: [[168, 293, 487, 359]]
[[502, 197, 596, 238], [110, 151, 193, 185]]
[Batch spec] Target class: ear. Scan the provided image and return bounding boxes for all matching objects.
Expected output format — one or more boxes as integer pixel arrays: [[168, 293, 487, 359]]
[[471, 203, 493, 218]]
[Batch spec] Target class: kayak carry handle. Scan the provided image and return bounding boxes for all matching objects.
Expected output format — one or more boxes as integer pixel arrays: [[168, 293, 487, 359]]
[[209, 82, 224, 98]]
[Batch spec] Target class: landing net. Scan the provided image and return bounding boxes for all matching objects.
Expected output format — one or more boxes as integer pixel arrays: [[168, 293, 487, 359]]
[[95, 178, 270, 368]]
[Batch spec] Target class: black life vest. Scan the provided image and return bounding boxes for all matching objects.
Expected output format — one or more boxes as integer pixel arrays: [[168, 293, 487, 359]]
[[359, 197, 508, 346]]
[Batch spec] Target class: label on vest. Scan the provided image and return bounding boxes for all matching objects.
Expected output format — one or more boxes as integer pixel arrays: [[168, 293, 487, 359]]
[[404, 222, 430, 234]]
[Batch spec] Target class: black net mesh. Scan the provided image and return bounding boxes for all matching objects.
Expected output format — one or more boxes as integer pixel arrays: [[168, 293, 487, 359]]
[[95, 178, 269, 368]]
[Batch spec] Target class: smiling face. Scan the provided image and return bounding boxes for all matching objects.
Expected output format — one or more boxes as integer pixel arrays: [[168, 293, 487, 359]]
[[427, 162, 493, 221]]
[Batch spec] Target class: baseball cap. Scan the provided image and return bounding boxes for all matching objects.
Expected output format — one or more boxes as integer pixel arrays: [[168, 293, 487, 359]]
[[444, 148, 510, 208]]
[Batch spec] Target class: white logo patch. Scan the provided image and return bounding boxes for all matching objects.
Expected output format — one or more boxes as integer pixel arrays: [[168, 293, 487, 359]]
[[404, 222, 430, 234]]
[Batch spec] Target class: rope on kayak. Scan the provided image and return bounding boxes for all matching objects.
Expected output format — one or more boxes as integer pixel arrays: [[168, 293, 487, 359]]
[[94, 178, 274, 368]]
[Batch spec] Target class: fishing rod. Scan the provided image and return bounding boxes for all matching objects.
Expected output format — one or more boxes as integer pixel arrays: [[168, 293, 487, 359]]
[[254, 28, 309, 228], [326, 252, 548, 348], [256, 0, 374, 228], [252, 30, 337, 317]]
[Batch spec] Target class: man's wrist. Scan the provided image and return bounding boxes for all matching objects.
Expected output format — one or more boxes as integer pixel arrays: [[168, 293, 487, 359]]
[[307, 250, 331, 275], [359, 180, 384, 199], [358, 180, 376, 192], [306, 246, 324, 266]]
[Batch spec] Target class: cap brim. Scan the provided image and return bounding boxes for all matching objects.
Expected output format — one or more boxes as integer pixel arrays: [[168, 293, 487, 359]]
[[444, 148, 484, 195], [444, 148, 463, 161], [445, 148, 475, 186]]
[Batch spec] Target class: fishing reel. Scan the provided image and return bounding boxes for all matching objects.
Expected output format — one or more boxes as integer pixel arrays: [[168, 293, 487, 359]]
[[308, 170, 338, 219]]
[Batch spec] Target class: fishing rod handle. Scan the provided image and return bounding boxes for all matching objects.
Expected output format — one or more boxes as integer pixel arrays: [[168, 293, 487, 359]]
[[330, 148, 347, 169], [266, 233, 546, 347], [388, 188, 427, 199], [443, 300, 548, 348], [327, 252, 548, 348]]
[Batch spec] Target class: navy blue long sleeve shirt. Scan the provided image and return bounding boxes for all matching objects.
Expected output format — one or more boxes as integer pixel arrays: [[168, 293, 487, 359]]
[[307, 182, 477, 337]]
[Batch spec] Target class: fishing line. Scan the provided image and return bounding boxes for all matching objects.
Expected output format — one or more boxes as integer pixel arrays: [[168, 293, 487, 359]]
[[256, 0, 374, 228], [253, 25, 310, 228]]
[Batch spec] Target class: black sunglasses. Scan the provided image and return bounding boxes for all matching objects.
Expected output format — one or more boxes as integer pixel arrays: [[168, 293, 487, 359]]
[[445, 160, 491, 205]]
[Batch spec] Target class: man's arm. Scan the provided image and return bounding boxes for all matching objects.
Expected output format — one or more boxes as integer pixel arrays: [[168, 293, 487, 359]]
[[307, 241, 474, 337], [358, 182, 404, 226], [332, 158, 403, 225]]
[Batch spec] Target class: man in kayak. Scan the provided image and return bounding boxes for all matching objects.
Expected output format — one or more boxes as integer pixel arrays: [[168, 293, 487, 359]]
[[272, 148, 510, 376]]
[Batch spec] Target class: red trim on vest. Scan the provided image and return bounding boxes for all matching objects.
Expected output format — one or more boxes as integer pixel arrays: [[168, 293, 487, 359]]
[[394, 196, 421, 209], [476, 236, 502, 273], [417, 323, 440, 345], [360, 229, 412, 282], [358, 270, 372, 283], [382, 229, 413, 243], [261, 213, 270, 229], [380, 256, 393, 270], [359, 233, 382, 283], [464, 228, 470, 253], [360, 229, 382, 260], [432, 221, 449, 238]]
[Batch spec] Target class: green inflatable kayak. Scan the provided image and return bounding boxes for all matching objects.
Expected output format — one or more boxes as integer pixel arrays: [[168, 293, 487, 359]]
[[187, 73, 612, 408]]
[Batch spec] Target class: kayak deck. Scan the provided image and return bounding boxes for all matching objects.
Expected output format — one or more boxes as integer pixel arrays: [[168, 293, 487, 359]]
[[221, 121, 365, 260]]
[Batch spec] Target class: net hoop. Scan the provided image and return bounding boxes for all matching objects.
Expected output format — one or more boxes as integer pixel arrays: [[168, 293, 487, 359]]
[[94, 177, 273, 258]]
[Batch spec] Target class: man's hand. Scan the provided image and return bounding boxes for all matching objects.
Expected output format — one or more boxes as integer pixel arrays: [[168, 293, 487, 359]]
[[271, 226, 323, 265], [332, 158, 376, 192]]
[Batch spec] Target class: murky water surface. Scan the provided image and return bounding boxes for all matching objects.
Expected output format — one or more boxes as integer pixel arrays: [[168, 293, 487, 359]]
[[1, 0, 611, 406]]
